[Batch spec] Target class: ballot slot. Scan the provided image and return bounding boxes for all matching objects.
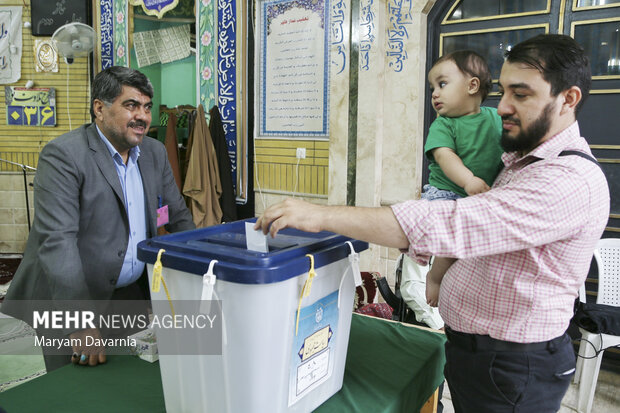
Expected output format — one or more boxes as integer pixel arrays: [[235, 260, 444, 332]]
[[140, 219, 363, 282], [189, 232, 307, 252]]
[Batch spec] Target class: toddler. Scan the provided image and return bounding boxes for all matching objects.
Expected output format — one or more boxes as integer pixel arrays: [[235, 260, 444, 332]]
[[424, 50, 504, 306]]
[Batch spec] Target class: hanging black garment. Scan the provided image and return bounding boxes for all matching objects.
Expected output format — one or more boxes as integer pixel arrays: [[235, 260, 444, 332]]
[[209, 105, 237, 222]]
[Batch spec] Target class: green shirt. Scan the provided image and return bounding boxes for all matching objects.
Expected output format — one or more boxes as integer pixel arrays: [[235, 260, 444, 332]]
[[425, 106, 504, 197]]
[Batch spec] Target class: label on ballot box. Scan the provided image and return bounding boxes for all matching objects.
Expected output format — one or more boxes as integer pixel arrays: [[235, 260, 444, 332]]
[[289, 290, 339, 406]]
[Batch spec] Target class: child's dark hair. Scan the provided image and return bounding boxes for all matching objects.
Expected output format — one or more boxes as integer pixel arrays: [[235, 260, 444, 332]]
[[433, 50, 492, 102]]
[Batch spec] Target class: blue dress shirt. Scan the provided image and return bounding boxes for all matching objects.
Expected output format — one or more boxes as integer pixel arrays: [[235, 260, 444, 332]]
[[96, 126, 147, 288]]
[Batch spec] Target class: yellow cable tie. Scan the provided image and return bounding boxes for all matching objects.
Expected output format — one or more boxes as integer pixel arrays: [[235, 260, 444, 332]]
[[151, 249, 175, 316], [152, 249, 165, 292], [161, 277, 175, 318], [303, 254, 317, 297], [295, 254, 317, 336]]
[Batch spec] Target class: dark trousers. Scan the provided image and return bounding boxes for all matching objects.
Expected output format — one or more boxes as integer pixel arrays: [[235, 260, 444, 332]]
[[38, 281, 149, 372], [444, 328, 575, 413]]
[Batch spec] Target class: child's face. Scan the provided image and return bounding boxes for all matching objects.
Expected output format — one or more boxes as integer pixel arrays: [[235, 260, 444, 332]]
[[428, 60, 479, 118]]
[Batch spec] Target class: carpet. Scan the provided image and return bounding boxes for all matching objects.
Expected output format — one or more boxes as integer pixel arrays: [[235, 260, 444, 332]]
[[0, 257, 20, 285], [0, 318, 45, 392], [0, 255, 46, 392], [0, 256, 21, 302]]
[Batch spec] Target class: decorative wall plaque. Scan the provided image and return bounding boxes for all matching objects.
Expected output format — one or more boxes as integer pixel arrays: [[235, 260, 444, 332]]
[[34, 39, 58, 72], [129, 0, 179, 19]]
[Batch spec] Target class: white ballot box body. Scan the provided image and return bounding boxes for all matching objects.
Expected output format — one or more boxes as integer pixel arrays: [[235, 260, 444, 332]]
[[138, 219, 368, 413]]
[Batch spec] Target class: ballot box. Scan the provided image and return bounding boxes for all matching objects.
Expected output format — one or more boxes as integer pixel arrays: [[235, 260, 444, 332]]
[[137, 219, 368, 413]]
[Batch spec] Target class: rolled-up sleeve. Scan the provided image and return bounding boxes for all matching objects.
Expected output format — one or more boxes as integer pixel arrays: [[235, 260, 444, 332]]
[[391, 200, 435, 265]]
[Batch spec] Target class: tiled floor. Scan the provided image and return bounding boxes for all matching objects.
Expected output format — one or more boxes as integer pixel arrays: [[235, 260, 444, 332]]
[[440, 367, 620, 413]]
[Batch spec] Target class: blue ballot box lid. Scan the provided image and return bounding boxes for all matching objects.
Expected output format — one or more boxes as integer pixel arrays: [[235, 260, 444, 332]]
[[137, 218, 369, 284]]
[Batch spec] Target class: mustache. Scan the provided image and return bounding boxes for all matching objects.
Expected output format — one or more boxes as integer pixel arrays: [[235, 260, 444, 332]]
[[128, 120, 148, 128], [501, 116, 520, 125]]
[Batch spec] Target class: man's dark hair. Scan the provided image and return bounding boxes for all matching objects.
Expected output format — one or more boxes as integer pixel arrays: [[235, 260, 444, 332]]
[[433, 50, 493, 102], [90, 66, 154, 120], [505, 34, 591, 115]]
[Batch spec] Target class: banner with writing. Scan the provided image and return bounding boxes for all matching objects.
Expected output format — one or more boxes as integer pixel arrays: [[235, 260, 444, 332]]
[[217, 0, 240, 195], [99, 0, 114, 70], [0, 7, 22, 84]]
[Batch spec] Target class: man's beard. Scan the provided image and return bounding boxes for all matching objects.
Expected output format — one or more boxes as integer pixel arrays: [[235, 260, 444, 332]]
[[500, 102, 555, 153]]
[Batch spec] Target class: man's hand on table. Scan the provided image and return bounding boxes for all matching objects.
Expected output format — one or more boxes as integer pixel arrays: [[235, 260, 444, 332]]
[[70, 328, 107, 366]]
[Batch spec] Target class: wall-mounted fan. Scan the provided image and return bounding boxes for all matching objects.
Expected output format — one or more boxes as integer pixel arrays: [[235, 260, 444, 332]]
[[51, 22, 96, 64], [51, 22, 97, 130]]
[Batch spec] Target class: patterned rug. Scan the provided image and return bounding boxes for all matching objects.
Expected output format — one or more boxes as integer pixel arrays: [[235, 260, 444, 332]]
[[0, 256, 21, 302], [0, 255, 46, 392], [0, 319, 45, 392], [0, 257, 20, 284]]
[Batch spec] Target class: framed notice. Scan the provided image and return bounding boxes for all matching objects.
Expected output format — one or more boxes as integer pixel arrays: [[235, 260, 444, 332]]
[[257, 0, 330, 138]]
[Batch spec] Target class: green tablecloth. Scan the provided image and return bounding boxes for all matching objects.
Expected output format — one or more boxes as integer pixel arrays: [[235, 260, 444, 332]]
[[316, 314, 446, 412], [0, 354, 165, 413], [0, 314, 445, 413]]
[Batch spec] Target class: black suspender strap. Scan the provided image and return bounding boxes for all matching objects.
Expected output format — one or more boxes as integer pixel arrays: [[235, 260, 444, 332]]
[[557, 150, 600, 167]]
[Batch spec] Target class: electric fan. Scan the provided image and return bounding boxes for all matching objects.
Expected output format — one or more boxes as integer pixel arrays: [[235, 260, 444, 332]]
[[51, 22, 96, 64]]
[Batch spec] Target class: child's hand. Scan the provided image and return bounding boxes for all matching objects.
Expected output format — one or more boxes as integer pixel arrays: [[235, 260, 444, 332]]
[[464, 176, 490, 195], [426, 271, 440, 307]]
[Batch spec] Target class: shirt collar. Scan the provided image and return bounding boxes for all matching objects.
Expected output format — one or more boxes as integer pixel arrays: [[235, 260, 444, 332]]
[[95, 124, 141, 164], [501, 121, 581, 168]]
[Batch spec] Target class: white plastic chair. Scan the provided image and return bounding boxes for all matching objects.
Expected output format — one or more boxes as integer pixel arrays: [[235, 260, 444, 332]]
[[573, 238, 620, 413]]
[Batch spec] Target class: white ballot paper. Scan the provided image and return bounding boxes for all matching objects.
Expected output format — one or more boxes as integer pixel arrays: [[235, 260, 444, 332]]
[[245, 222, 269, 253]]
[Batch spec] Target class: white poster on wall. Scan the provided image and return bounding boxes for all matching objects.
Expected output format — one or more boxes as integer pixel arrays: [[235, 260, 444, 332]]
[[133, 24, 191, 68], [257, 0, 330, 138], [0, 7, 22, 84]]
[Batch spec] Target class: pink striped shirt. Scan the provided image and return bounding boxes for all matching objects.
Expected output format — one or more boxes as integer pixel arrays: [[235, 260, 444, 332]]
[[392, 122, 609, 342]]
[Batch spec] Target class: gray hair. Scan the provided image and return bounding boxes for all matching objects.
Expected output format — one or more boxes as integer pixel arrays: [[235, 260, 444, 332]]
[[90, 66, 154, 120]]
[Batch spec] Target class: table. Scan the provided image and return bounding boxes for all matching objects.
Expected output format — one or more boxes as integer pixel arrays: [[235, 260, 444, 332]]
[[0, 313, 446, 412]]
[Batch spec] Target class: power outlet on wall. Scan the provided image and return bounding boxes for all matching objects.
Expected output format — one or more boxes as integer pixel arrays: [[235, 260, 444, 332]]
[[296, 148, 306, 159]]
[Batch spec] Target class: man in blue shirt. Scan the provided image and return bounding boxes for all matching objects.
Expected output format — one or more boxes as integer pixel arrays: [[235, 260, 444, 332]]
[[3, 67, 195, 371]]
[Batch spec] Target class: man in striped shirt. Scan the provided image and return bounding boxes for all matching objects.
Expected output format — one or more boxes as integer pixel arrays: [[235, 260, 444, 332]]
[[256, 34, 609, 412]]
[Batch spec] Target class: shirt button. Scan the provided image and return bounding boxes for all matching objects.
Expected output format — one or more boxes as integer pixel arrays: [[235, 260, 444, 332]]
[[118, 250, 124, 257], [110, 279, 116, 285]]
